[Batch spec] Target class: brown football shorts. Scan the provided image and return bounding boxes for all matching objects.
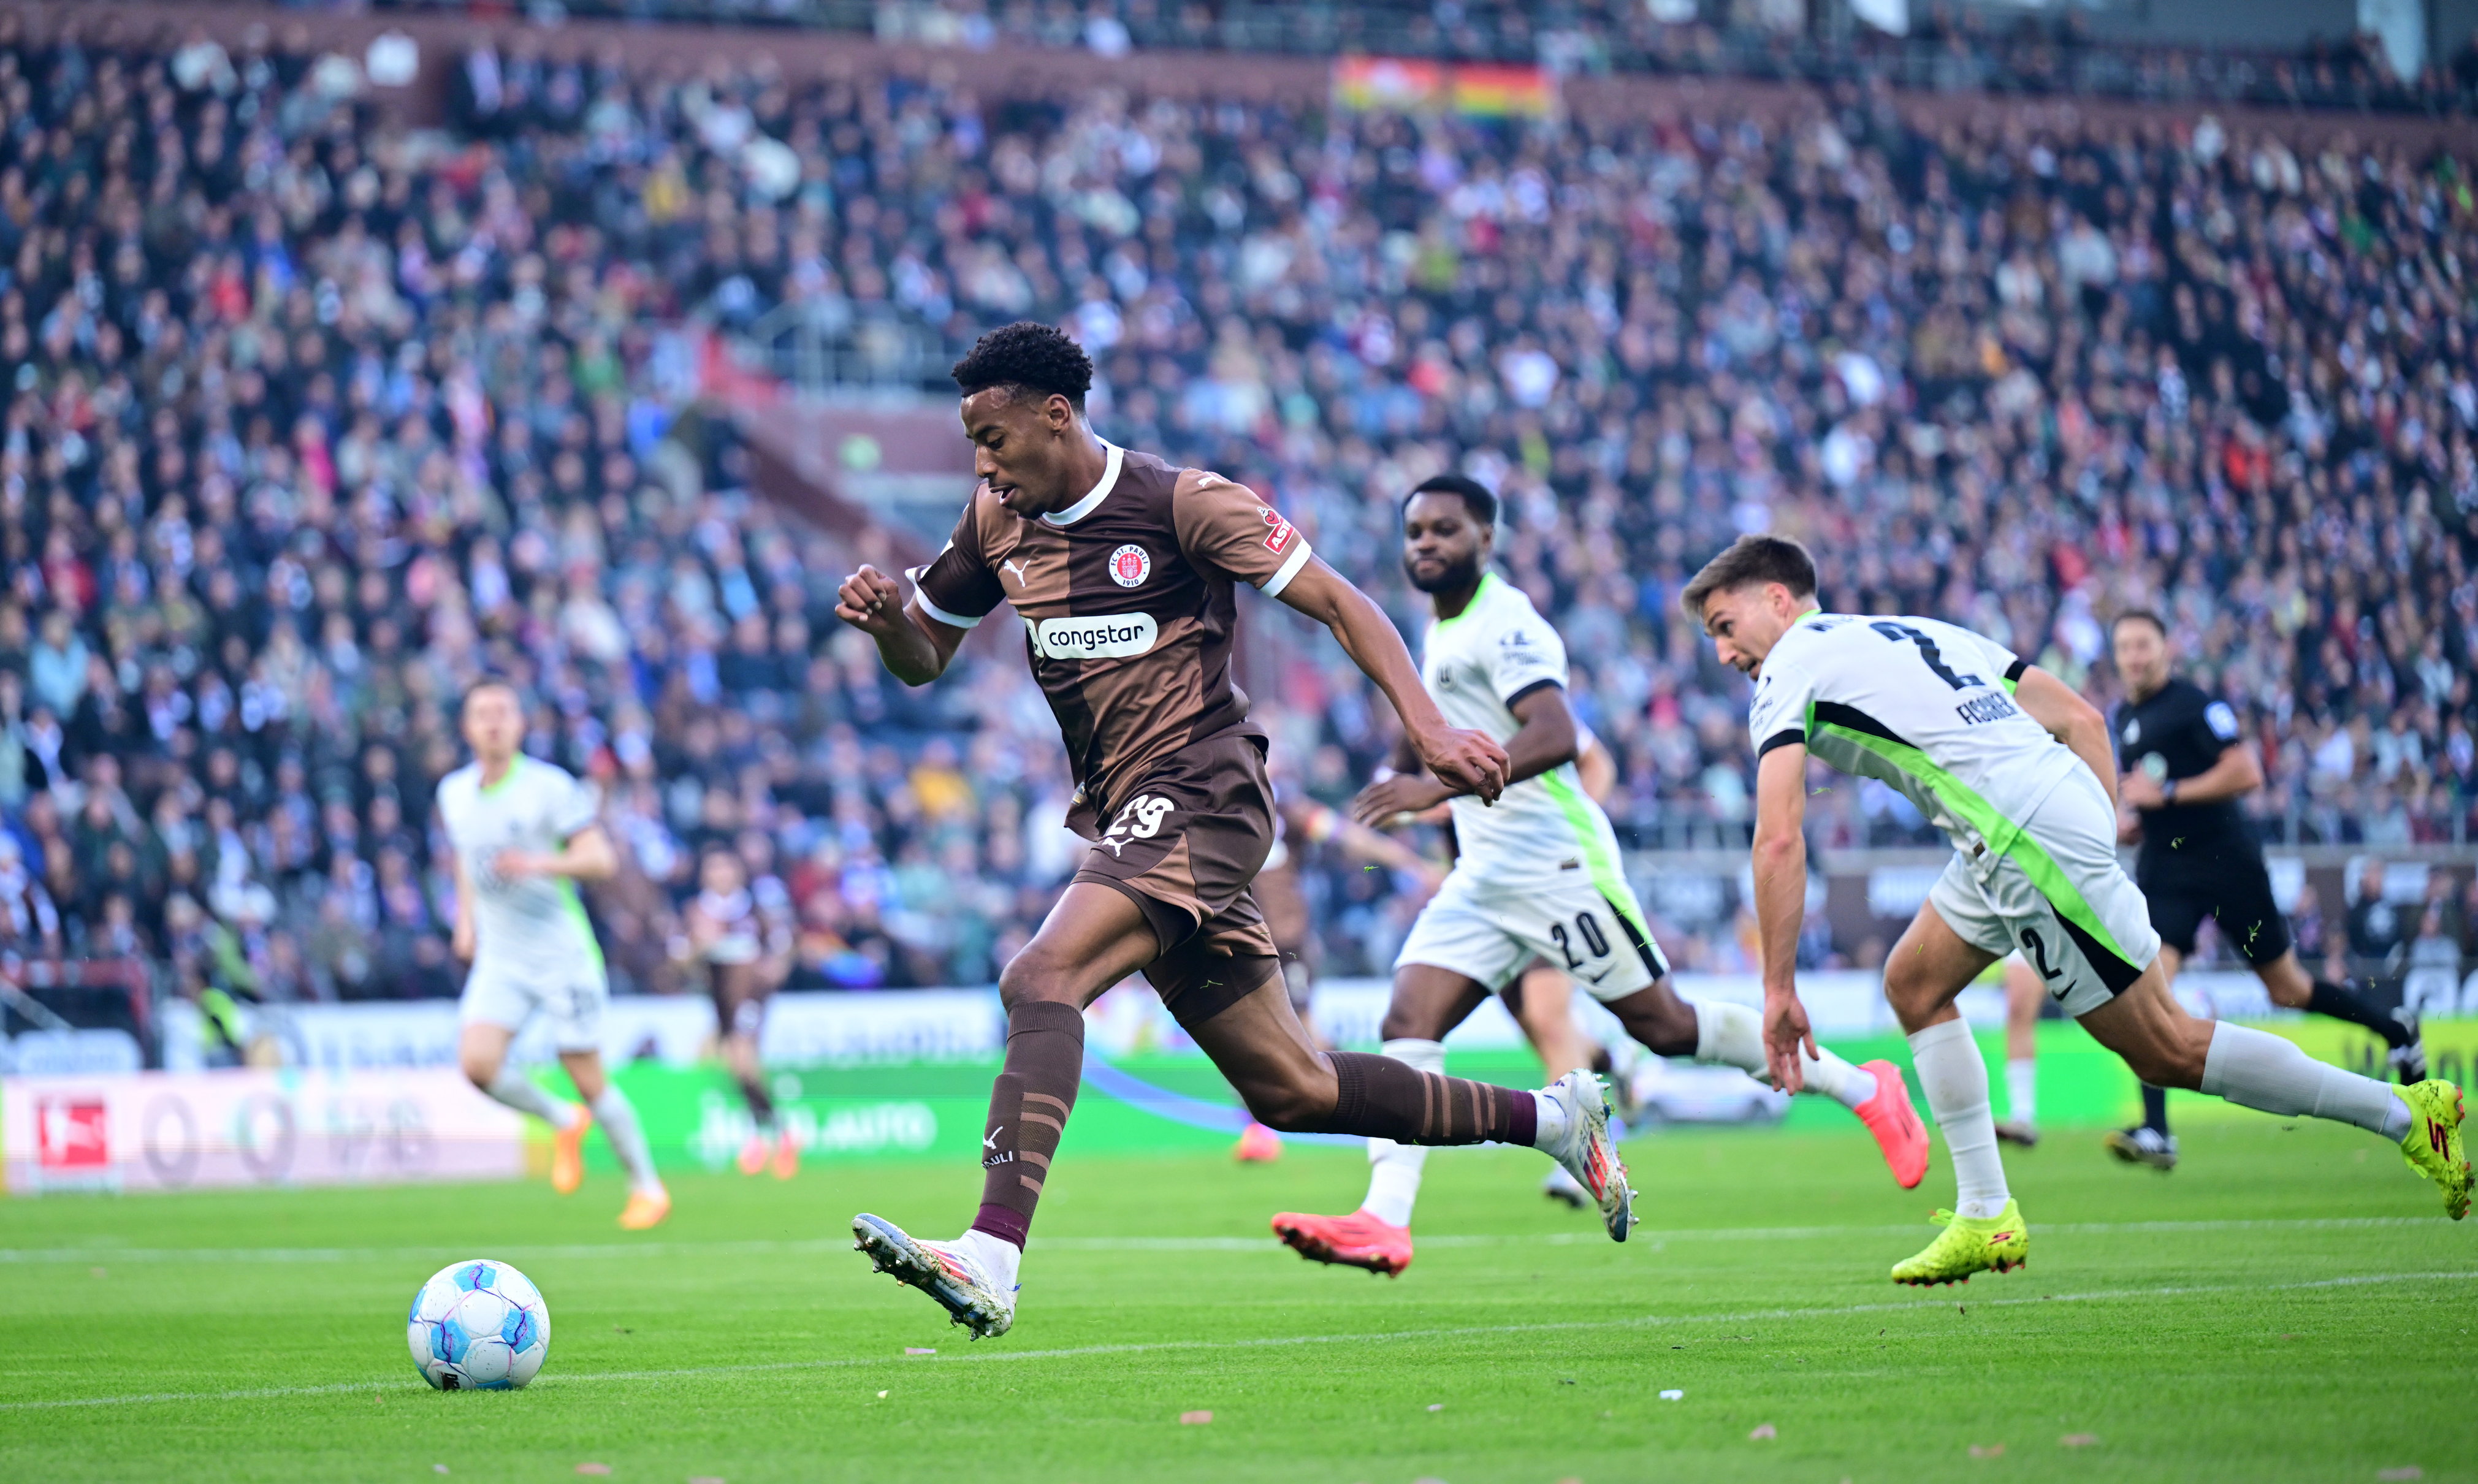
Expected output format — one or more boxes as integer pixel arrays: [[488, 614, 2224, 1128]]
[[1070, 730, 1281, 1025]]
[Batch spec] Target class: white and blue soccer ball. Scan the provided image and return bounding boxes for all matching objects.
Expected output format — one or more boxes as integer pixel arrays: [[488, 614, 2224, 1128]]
[[407, 1259, 550, 1391]]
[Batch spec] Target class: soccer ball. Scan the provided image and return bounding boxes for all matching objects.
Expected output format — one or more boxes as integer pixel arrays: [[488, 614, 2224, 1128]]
[[406, 1258, 551, 1390]]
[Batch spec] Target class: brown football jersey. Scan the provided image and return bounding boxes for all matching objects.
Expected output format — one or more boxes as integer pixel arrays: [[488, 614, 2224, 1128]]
[[908, 442, 1314, 821]]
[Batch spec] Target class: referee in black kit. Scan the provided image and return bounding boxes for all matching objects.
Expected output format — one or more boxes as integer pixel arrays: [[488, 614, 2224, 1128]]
[[2102, 610, 2426, 1171]]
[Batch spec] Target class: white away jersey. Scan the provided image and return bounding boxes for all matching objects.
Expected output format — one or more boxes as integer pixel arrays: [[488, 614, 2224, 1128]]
[[1422, 573, 1630, 896], [1747, 612, 2085, 859], [436, 756, 605, 974]]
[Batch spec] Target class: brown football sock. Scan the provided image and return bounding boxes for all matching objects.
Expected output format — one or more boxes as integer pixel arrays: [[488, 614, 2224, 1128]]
[[737, 1072, 776, 1130], [970, 1000, 1086, 1250], [1317, 1051, 1538, 1147]]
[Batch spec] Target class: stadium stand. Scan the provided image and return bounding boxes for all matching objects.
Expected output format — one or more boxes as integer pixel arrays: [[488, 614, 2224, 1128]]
[[407, 0, 2478, 118], [0, 8, 2469, 1043]]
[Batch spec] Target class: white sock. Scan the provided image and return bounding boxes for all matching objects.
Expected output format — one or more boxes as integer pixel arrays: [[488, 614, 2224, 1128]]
[[2199, 1022, 2411, 1139], [1530, 1088, 1572, 1151], [1909, 1017, 2010, 1219], [2004, 1057, 2038, 1127], [590, 1086, 665, 1196], [1362, 1039, 1443, 1227], [1690, 999, 1876, 1110], [955, 1227, 1022, 1293], [485, 1067, 580, 1130]]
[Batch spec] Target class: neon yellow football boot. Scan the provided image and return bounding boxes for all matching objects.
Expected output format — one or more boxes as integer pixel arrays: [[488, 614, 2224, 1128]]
[[2396, 1081, 2471, 1220], [1890, 1200, 2029, 1286]]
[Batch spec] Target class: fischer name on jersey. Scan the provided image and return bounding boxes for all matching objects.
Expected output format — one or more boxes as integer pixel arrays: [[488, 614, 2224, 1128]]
[[436, 755, 606, 975], [1746, 612, 2084, 861], [1421, 572, 1628, 893]]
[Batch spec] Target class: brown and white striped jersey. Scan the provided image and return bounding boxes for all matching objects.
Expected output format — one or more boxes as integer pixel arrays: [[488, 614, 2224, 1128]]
[[907, 442, 1313, 823]]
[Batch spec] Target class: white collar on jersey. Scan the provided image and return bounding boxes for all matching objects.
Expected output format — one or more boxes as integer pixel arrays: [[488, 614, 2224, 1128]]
[[1040, 439, 1123, 527]]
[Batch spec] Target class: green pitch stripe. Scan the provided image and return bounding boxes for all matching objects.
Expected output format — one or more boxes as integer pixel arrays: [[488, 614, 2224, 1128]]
[[1810, 716, 2135, 967]]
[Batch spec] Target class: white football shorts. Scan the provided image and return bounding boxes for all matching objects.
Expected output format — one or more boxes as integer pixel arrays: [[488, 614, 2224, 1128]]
[[458, 957, 609, 1054], [1395, 866, 1668, 1002], [1927, 769, 2162, 1019]]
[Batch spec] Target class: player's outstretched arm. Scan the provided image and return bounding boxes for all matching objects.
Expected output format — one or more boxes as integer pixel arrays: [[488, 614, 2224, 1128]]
[[2122, 733, 2265, 810], [1273, 555, 1508, 804], [496, 823, 620, 883], [1751, 740, 1817, 1092], [1289, 798, 1446, 889], [834, 563, 966, 686], [2011, 666, 2118, 812], [1350, 682, 1576, 825]]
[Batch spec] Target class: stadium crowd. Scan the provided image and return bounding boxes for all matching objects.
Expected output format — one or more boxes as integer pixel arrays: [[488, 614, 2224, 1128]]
[[465, 0, 2478, 118], [0, 16, 2471, 1022]]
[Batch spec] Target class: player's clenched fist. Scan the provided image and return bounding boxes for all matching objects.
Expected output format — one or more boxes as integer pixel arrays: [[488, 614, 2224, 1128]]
[[835, 565, 908, 636], [1416, 726, 1509, 805]]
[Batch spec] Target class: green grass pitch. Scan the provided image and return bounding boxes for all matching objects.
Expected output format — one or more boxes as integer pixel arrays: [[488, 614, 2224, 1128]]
[[3, 1119, 2472, 1483]]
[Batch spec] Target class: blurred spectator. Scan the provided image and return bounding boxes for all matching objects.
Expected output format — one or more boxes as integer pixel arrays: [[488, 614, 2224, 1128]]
[[2348, 859, 2409, 987]]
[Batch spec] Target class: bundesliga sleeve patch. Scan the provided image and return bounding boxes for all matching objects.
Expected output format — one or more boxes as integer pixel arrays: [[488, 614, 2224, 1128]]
[[1260, 507, 1296, 553]]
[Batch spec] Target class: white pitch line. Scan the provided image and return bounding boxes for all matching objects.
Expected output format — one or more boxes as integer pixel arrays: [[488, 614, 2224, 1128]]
[[4, 1268, 2471, 1414], [0, 1215, 2436, 1266]]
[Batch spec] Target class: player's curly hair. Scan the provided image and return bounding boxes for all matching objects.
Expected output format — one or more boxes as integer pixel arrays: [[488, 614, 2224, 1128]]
[[950, 321, 1092, 411]]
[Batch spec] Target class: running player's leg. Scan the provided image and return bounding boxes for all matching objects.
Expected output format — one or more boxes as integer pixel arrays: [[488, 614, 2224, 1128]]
[[1508, 964, 1595, 1081], [1364, 965, 1489, 1221], [458, 1019, 577, 1128], [715, 964, 780, 1174], [2105, 943, 2179, 1169], [1591, 921, 1926, 1185], [554, 1000, 668, 1228], [1175, 953, 1603, 1171], [1285, 868, 1529, 1256], [1601, 978, 1880, 1107], [2076, 970, 2462, 1211], [980, 885, 1160, 1236], [852, 881, 1160, 1339], [2008, 781, 2466, 1219], [1881, 894, 2009, 1203], [1508, 964, 1601, 1208], [1270, 962, 1486, 1272], [457, 977, 590, 1193], [2194, 840, 2405, 1051], [2070, 971, 2463, 1212], [2116, 868, 2208, 1163], [1877, 894, 2032, 1284], [1997, 956, 2041, 1146], [1275, 880, 1618, 1269], [2254, 943, 2423, 1076], [1235, 864, 1317, 1162]]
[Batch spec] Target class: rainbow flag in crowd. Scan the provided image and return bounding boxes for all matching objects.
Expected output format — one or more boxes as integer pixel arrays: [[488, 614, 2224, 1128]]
[[1333, 58, 1557, 118], [1448, 64, 1558, 117]]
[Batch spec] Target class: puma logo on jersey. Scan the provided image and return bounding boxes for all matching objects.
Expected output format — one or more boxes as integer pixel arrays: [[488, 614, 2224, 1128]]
[[986, 1126, 1003, 1150], [999, 557, 1032, 585]]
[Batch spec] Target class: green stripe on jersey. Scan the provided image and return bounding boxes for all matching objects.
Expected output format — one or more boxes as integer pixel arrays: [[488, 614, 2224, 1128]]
[[558, 880, 606, 971], [1538, 765, 1652, 938], [1809, 718, 2135, 967]]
